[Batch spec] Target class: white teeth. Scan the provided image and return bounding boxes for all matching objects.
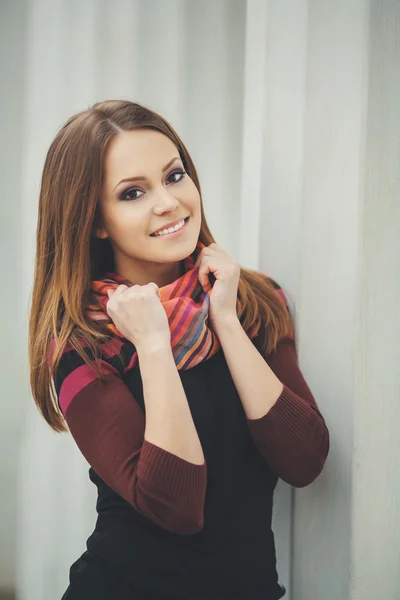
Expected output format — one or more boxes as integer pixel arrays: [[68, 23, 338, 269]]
[[154, 219, 185, 236]]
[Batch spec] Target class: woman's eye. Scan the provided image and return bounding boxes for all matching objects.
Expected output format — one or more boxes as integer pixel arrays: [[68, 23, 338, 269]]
[[167, 168, 186, 184], [120, 188, 143, 201], [119, 169, 186, 201]]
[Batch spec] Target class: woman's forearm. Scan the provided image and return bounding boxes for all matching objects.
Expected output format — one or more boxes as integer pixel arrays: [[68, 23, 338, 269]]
[[137, 344, 205, 466], [214, 316, 284, 419], [214, 316, 329, 487]]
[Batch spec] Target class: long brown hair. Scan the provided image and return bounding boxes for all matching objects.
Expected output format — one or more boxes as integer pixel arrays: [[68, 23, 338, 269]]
[[28, 99, 294, 433]]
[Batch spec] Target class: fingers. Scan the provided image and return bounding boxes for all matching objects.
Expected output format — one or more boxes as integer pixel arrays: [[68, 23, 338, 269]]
[[146, 282, 159, 292], [198, 264, 212, 293], [106, 284, 128, 299], [107, 282, 160, 302]]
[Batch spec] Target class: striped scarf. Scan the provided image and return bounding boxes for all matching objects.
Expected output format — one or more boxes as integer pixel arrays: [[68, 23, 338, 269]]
[[87, 240, 259, 372]]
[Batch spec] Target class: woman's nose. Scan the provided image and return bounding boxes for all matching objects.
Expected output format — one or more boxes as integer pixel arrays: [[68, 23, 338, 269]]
[[153, 186, 179, 212]]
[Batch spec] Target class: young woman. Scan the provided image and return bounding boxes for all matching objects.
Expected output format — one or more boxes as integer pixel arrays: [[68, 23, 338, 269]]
[[29, 100, 330, 600]]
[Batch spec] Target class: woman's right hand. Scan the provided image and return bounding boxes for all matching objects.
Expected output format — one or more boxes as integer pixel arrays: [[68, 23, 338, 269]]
[[106, 283, 171, 351]]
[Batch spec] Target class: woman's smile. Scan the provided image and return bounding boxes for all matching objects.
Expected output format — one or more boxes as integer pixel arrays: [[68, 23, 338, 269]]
[[150, 216, 190, 239]]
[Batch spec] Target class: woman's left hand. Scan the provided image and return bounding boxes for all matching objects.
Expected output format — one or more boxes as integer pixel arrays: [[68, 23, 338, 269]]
[[194, 243, 240, 330]]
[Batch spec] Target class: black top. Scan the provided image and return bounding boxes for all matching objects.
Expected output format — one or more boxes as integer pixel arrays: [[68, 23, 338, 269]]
[[72, 346, 285, 599], [59, 331, 329, 600]]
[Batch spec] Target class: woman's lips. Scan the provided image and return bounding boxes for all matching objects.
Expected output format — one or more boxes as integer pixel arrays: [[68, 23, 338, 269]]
[[150, 217, 190, 239]]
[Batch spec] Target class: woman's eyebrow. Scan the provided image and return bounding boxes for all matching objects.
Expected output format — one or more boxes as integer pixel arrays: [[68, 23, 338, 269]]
[[112, 157, 181, 191]]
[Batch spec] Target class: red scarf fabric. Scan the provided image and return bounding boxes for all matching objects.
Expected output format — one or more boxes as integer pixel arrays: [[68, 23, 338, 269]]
[[87, 240, 259, 371]]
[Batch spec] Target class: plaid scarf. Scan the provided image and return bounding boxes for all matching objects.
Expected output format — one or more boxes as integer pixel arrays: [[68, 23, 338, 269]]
[[87, 240, 259, 371]]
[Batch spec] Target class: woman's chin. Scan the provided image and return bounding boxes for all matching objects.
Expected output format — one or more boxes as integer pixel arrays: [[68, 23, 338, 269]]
[[149, 218, 200, 257]]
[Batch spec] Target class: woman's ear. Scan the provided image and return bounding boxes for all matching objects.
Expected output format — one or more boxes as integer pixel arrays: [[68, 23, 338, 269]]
[[92, 210, 109, 239], [94, 226, 109, 240], [92, 218, 109, 239]]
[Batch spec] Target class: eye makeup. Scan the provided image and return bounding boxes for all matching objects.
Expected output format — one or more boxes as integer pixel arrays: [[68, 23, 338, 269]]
[[119, 168, 186, 202]]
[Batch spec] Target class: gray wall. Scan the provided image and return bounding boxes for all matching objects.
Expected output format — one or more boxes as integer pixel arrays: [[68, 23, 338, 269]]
[[0, 0, 27, 592], [0, 1, 399, 599], [351, 1, 400, 596], [292, 1, 400, 599]]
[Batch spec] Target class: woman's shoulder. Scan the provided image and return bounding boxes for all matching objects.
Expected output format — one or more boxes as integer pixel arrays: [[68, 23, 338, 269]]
[[252, 271, 296, 344], [255, 271, 292, 310], [49, 335, 125, 416]]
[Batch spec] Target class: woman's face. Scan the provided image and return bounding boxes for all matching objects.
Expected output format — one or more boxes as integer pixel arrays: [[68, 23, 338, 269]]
[[96, 129, 202, 287]]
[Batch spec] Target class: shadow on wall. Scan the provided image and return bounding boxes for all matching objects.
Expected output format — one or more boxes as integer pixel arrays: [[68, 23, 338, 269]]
[[0, 592, 15, 600]]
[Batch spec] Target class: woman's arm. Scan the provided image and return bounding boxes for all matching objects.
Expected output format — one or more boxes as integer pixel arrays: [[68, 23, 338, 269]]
[[138, 344, 205, 465], [214, 316, 329, 487], [58, 345, 206, 535]]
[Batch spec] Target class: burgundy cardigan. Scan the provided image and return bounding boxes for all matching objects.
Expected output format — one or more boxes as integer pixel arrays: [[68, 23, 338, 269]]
[[58, 337, 329, 534]]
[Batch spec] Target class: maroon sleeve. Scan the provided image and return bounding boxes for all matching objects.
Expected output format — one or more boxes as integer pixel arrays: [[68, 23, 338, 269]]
[[64, 373, 207, 535], [246, 337, 330, 487]]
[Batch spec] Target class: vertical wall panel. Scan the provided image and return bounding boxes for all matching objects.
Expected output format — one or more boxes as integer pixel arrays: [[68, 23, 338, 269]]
[[293, 1, 369, 599], [351, 1, 400, 598]]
